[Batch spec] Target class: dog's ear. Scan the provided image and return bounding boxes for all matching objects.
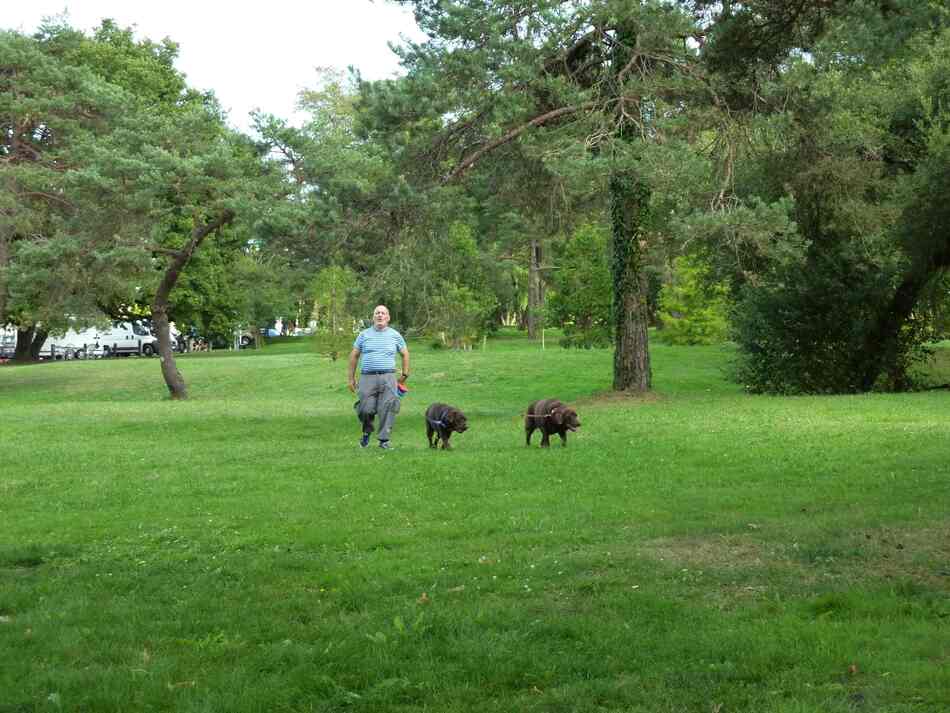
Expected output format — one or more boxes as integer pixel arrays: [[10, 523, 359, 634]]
[[551, 408, 564, 425]]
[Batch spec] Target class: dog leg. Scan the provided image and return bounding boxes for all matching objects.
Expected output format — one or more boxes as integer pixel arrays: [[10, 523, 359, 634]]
[[427, 424, 436, 448]]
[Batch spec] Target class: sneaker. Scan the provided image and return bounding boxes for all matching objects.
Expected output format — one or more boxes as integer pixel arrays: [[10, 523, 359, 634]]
[[378, 440, 392, 450], [360, 433, 370, 448]]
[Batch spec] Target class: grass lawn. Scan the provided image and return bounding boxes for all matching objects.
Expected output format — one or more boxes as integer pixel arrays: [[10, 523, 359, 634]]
[[1, 335, 948, 712]]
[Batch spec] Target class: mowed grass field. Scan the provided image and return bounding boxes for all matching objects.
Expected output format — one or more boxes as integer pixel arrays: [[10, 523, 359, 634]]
[[1, 335, 948, 713]]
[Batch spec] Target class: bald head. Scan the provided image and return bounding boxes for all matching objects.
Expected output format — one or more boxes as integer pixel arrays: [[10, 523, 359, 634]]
[[372, 305, 391, 330]]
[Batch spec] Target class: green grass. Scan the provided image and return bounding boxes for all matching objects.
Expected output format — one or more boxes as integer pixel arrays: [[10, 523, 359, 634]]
[[1, 337, 948, 712]]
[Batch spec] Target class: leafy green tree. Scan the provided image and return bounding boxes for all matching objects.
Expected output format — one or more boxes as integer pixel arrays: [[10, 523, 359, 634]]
[[228, 250, 296, 348], [0, 28, 153, 359], [547, 223, 612, 348], [699, 4, 950, 392], [311, 265, 358, 333], [310, 265, 360, 360], [657, 256, 729, 346], [427, 284, 497, 350], [2, 23, 283, 399]]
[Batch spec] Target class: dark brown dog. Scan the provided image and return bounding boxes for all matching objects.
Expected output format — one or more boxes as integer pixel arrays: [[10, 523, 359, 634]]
[[525, 399, 581, 447], [425, 402, 469, 450]]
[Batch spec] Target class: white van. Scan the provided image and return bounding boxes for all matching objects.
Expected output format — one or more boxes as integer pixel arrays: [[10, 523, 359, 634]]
[[41, 326, 103, 359], [95, 320, 160, 357]]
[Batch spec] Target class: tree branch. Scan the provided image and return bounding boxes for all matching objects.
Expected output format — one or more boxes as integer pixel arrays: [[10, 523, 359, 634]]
[[17, 191, 75, 209], [443, 102, 598, 183]]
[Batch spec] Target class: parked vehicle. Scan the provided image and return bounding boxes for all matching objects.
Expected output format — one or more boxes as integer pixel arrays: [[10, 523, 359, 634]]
[[42, 326, 103, 360], [3, 319, 160, 360], [94, 320, 160, 357], [0, 328, 15, 358]]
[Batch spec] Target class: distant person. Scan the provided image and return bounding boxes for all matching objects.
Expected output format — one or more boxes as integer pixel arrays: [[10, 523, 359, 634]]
[[347, 305, 410, 450]]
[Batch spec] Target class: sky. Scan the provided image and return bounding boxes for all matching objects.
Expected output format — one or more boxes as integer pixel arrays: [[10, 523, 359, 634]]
[[4, 1, 427, 133]]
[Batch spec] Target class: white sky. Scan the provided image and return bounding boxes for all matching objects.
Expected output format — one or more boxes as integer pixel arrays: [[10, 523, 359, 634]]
[[3, 1, 426, 133]]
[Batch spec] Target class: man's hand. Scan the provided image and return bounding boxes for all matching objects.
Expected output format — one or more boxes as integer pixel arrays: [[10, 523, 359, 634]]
[[347, 377, 357, 393], [398, 372, 409, 384]]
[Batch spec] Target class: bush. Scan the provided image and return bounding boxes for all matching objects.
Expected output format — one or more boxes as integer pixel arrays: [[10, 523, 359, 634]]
[[730, 250, 933, 394], [559, 326, 612, 349]]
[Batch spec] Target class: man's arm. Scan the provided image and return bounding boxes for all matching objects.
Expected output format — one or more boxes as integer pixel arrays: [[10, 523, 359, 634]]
[[398, 345, 410, 383], [347, 348, 361, 393]]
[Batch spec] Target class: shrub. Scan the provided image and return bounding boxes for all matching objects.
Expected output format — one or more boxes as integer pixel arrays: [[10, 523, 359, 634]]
[[730, 249, 934, 394]]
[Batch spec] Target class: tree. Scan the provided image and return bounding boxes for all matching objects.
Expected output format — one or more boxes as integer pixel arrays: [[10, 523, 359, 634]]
[[2, 23, 283, 399], [547, 222, 613, 348], [374, 0, 709, 392], [310, 265, 359, 360], [693, 2, 950, 392], [1, 28, 154, 360], [146, 116, 284, 399], [657, 256, 729, 346]]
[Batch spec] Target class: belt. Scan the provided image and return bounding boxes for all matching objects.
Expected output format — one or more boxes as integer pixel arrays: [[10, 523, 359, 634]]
[[361, 369, 395, 375]]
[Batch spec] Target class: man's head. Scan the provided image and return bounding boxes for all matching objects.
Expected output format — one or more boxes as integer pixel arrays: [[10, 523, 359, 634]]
[[372, 305, 391, 330]]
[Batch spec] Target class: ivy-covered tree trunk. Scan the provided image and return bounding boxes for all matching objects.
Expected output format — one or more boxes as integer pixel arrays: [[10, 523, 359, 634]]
[[610, 170, 652, 393]]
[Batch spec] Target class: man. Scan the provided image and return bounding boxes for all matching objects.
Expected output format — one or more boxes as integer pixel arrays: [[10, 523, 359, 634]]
[[347, 305, 410, 449]]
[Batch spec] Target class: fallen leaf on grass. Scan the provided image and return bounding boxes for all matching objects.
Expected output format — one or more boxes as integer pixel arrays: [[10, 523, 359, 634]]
[[417, 592, 430, 605]]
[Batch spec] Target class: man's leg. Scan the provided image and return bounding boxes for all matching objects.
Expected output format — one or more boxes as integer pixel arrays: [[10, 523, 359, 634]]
[[376, 375, 401, 443], [355, 375, 379, 442]]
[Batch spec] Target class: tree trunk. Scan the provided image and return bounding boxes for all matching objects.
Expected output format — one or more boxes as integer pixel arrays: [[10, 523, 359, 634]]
[[527, 239, 543, 339], [152, 210, 235, 400], [30, 328, 47, 361], [610, 170, 652, 393], [858, 245, 950, 391], [13, 326, 35, 363]]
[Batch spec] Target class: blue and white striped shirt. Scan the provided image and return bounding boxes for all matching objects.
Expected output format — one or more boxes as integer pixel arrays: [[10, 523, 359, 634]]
[[353, 327, 406, 373]]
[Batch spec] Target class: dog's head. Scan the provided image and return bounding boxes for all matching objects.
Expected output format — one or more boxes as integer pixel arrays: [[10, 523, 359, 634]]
[[551, 406, 581, 431], [447, 408, 469, 433]]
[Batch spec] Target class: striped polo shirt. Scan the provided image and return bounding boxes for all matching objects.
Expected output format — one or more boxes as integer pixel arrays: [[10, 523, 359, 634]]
[[353, 326, 406, 373]]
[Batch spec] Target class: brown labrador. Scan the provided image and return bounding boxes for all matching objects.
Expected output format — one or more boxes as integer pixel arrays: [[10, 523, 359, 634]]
[[425, 402, 469, 450], [525, 399, 581, 447]]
